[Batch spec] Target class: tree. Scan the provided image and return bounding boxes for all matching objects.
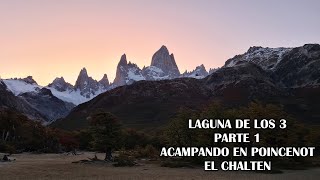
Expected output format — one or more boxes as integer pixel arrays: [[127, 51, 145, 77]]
[[89, 111, 122, 161], [165, 107, 199, 146]]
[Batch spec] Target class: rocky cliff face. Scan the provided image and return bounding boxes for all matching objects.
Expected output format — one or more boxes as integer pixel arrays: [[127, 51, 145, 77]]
[[113, 46, 185, 85], [19, 88, 75, 123], [149, 45, 180, 79], [21, 76, 38, 84], [273, 44, 320, 87], [0, 80, 46, 122], [48, 77, 73, 92], [99, 74, 110, 90], [113, 54, 145, 87], [74, 68, 101, 98]]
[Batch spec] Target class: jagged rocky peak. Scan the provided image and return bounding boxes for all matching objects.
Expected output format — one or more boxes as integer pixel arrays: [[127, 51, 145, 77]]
[[48, 77, 73, 92], [113, 54, 144, 87], [182, 64, 209, 79], [150, 45, 180, 78], [75, 68, 88, 89], [209, 67, 219, 74], [99, 74, 109, 89], [198, 64, 206, 71], [113, 54, 129, 86], [21, 76, 38, 84], [79, 67, 88, 77], [74, 67, 99, 98], [247, 46, 263, 53], [119, 54, 128, 65]]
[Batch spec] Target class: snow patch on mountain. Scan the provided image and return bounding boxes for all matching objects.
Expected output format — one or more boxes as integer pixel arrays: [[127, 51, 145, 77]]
[[225, 46, 292, 70], [46, 87, 97, 105], [3, 78, 102, 105], [113, 54, 146, 86], [2, 79, 41, 95], [182, 64, 209, 79], [127, 67, 145, 83], [142, 66, 170, 80]]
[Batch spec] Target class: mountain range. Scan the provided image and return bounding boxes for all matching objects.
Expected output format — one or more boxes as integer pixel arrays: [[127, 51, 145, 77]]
[[0, 45, 210, 123], [1, 44, 320, 126], [52, 43, 320, 130]]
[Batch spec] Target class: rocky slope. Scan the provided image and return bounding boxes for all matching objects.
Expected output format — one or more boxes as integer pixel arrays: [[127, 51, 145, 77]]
[[273, 44, 320, 87], [224, 44, 320, 87], [52, 78, 211, 130], [0, 78, 73, 124], [224, 46, 292, 70], [19, 88, 74, 122], [48, 77, 73, 92]]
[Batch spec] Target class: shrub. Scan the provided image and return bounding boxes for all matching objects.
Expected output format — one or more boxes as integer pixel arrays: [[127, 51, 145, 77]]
[[113, 152, 136, 167]]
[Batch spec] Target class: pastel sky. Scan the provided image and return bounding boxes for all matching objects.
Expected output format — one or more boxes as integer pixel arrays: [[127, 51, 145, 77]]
[[1, 0, 320, 85]]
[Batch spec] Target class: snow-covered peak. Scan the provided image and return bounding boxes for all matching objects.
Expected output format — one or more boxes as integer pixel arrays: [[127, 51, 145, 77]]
[[74, 68, 101, 98], [113, 54, 145, 86], [1, 76, 40, 96], [224, 46, 292, 70], [46, 86, 102, 105], [182, 64, 209, 79], [2, 77, 107, 105], [2, 79, 41, 96], [48, 77, 74, 92], [141, 66, 168, 81], [126, 66, 145, 84], [7, 76, 38, 85], [112, 46, 183, 86]]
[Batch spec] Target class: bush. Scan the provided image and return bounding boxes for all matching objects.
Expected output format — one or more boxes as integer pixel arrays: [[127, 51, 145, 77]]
[[113, 152, 136, 167], [0, 141, 16, 154], [133, 145, 159, 159]]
